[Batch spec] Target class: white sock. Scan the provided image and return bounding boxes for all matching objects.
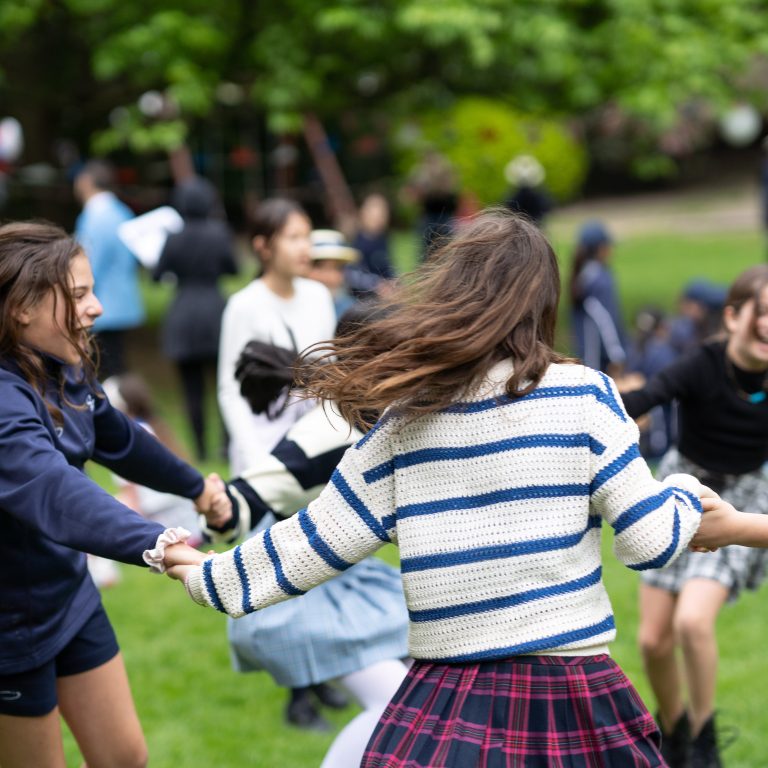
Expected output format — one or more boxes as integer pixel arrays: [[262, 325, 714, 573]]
[[319, 659, 409, 768]]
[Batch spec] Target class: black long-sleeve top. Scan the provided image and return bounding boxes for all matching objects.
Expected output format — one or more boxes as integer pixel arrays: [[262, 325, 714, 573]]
[[621, 340, 768, 475]]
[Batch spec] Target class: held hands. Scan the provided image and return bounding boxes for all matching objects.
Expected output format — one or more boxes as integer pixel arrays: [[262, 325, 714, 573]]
[[195, 473, 233, 528], [690, 488, 741, 553], [163, 541, 207, 583]]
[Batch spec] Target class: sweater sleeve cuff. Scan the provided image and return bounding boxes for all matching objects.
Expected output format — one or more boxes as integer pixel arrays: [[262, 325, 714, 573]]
[[662, 473, 704, 500], [185, 567, 208, 606], [142, 527, 191, 573]]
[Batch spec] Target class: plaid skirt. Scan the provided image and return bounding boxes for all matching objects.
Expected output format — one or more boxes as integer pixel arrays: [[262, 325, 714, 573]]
[[362, 655, 664, 768], [641, 449, 768, 600]]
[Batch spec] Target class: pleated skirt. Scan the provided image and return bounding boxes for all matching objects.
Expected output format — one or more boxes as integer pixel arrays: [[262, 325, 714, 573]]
[[362, 654, 665, 768]]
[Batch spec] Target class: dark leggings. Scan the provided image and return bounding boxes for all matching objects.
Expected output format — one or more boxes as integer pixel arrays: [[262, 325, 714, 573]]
[[177, 358, 219, 460]]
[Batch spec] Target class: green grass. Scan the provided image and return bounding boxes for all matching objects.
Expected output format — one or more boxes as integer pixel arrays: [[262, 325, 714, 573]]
[[66, 220, 768, 766]]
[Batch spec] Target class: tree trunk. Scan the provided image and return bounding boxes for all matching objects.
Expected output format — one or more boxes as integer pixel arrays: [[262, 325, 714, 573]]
[[302, 112, 357, 235]]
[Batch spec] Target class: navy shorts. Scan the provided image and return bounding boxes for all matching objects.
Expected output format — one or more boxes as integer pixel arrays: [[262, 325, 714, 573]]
[[0, 604, 119, 717]]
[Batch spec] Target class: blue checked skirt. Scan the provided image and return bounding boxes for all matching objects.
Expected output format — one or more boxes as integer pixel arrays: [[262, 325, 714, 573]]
[[227, 557, 409, 687], [362, 655, 665, 768]]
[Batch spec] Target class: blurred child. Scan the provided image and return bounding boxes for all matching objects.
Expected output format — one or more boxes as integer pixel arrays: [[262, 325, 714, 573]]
[[668, 279, 727, 355], [626, 306, 678, 459], [307, 229, 359, 318], [217, 198, 336, 473], [167, 209, 720, 767], [569, 220, 628, 375], [349, 193, 396, 298]]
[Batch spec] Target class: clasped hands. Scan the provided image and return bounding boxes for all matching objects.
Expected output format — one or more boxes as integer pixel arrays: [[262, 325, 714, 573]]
[[163, 472, 232, 582], [689, 484, 739, 553]]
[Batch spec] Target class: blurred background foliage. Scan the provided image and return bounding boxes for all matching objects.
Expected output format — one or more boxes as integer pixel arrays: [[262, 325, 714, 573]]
[[393, 98, 588, 203], [1, 0, 768, 207]]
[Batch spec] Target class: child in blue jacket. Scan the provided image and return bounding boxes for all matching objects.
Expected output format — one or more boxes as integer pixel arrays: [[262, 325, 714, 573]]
[[0, 222, 225, 768]]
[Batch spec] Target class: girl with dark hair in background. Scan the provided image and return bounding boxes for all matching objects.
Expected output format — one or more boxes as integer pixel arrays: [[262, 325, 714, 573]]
[[0, 222, 225, 768], [167, 209, 723, 767], [621, 264, 768, 768], [217, 198, 336, 475]]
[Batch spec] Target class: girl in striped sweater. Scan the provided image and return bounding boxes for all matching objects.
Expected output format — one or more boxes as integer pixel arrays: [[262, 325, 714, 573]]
[[164, 209, 730, 767]]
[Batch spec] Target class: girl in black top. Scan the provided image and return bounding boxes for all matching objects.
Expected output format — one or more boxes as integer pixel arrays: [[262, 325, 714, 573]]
[[621, 264, 768, 768]]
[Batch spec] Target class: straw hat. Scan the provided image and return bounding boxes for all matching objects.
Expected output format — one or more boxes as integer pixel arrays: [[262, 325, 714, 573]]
[[310, 229, 360, 263]]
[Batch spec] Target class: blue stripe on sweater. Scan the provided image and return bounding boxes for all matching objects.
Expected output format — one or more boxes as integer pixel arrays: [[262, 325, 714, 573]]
[[409, 566, 603, 622], [400, 515, 602, 573], [590, 443, 641, 494], [298, 508, 351, 572], [233, 545, 251, 614], [596, 371, 627, 421], [437, 615, 617, 663], [263, 528, 304, 596], [397, 483, 589, 520], [672, 487, 703, 514], [202, 559, 225, 613], [363, 433, 599, 484], [331, 469, 390, 542], [612, 488, 675, 535], [442, 384, 624, 417], [627, 508, 680, 570], [355, 411, 392, 448]]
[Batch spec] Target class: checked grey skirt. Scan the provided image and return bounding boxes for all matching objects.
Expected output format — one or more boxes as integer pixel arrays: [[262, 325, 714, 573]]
[[641, 448, 768, 600], [227, 557, 409, 687]]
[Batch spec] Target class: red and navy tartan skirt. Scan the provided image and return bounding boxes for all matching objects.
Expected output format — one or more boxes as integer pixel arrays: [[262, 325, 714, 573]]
[[362, 654, 665, 768]]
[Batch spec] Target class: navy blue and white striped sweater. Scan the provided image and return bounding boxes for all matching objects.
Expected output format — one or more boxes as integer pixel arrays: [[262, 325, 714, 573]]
[[186, 361, 702, 662]]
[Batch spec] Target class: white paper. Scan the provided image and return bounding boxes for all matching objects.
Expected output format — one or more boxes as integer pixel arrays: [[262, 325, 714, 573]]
[[118, 206, 184, 269]]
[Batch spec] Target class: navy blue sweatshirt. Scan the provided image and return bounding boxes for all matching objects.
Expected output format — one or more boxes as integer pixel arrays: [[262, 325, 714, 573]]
[[0, 357, 204, 674]]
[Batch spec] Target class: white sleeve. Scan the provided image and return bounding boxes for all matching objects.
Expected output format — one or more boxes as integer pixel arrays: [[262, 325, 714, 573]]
[[217, 294, 267, 467], [587, 371, 701, 569], [185, 428, 397, 617]]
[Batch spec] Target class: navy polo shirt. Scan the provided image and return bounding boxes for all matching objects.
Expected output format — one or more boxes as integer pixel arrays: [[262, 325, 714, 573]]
[[0, 357, 204, 674]]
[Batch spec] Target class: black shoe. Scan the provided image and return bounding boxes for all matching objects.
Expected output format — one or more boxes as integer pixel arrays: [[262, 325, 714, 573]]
[[285, 691, 331, 732], [310, 682, 349, 710], [659, 711, 691, 768], [691, 715, 722, 768]]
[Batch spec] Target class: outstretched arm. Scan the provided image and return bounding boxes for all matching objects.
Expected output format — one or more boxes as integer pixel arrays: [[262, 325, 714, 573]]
[[162, 424, 398, 617], [691, 496, 768, 550]]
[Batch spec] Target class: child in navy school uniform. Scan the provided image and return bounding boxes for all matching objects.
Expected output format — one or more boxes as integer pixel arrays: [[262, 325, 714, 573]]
[[165, 209, 743, 767], [0, 222, 225, 768]]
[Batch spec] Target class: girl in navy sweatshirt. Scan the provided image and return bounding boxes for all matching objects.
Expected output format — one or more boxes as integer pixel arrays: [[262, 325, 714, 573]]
[[0, 222, 224, 768]]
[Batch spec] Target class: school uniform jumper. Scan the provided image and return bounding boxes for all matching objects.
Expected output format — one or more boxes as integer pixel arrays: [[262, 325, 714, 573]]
[[0, 356, 204, 676], [184, 361, 703, 766]]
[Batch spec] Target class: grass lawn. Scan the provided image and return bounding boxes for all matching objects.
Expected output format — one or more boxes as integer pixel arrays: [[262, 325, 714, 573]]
[[65, 214, 768, 766]]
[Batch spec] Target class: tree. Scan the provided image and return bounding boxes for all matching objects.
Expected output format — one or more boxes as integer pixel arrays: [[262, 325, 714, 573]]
[[1, 0, 767, 181]]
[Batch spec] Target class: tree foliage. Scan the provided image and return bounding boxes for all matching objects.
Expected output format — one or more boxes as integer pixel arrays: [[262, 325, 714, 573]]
[[1, 0, 767, 175]]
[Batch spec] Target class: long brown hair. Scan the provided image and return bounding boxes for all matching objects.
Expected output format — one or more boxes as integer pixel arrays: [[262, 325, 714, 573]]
[[0, 221, 98, 422], [299, 208, 566, 428]]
